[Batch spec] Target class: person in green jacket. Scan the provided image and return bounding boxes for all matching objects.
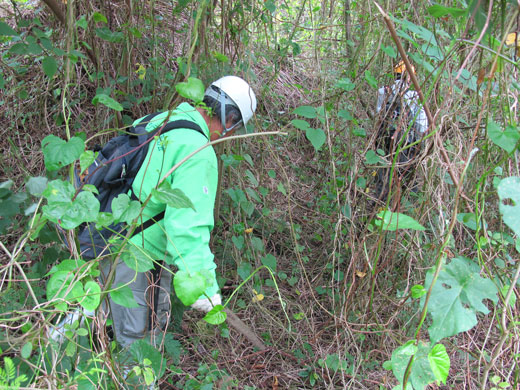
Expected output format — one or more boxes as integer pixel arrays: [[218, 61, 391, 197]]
[[108, 75, 257, 347], [49, 76, 257, 350]]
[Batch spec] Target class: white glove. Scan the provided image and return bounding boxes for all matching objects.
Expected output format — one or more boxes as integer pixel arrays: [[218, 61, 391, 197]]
[[190, 294, 221, 312], [48, 308, 95, 343]]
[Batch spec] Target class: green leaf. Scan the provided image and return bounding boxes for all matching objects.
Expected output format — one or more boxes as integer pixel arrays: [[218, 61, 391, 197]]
[[42, 56, 57, 78], [306, 128, 326, 151], [428, 344, 450, 385], [411, 284, 426, 298], [121, 245, 155, 273], [47, 271, 85, 310], [26, 176, 48, 197], [487, 121, 520, 154], [291, 119, 311, 131], [111, 194, 141, 225], [161, 333, 182, 364], [94, 27, 123, 43], [375, 211, 426, 231], [382, 45, 397, 58], [92, 12, 108, 23], [42, 180, 99, 229], [76, 328, 88, 336], [293, 106, 317, 119], [129, 340, 166, 378], [237, 262, 252, 281], [21, 342, 32, 359], [212, 51, 229, 63], [42, 135, 85, 171], [456, 212, 487, 231], [79, 280, 101, 312], [79, 150, 96, 174], [364, 70, 378, 89], [203, 304, 227, 325], [497, 177, 520, 236], [261, 254, 277, 272], [427, 5, 467, 18], [264, 0, 276, 13], [424, 256, 498, 343], [387, 341, 436, 390], [231, 235, 244, 250], [173, 270, 207, 306], [0, 21, 18, 36], [175, 77, 205, 103], [110, 283, 139, 308], [76, 15, 88, 29], [151, 183, 195, 210], [92, 93, 123, 111], [365, 150, 381, 164], [335, 77, 355, 91]]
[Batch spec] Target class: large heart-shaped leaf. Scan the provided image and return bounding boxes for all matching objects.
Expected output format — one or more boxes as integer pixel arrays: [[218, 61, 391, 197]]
[[428, 344, 450, 385], [110, 283, 139, 308], [111, 194, 141, 225], [175, 77, 205, 103], [497, 177, 520, 236], [488, 121, 520, 154], [79, 281, 101, 312], [306, 128, 326, 151], [42, 135, 85, 171], [173, 270, 206, 306], [203, 305, 227, 325], [120, 245, 155, 272], [424, 256, 498, 343]]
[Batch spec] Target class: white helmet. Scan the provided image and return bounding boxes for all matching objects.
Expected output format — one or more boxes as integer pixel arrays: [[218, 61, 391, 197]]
[[205, 75, 257, 132]]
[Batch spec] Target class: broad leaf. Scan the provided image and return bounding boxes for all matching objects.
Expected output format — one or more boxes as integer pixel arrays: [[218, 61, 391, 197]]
[[26, 176, 48, 197], [42, 135, 85, 171], [111, 194, 141, 224], [0, 21, 17, 36], [121, 245, 155, 272], [497, 177, 520, 236], [424, 256, 498, 343], [306, 128, 326, 151], [293, 106, 317, 119], [203, 304, 227, 325], [94, 27, 124, 43], [365, 150, 381, 164], [375, 211, 426, 231], [42, 56, 57, 78], [79, 150, 96, 174], [175, 77, 205, 103], [261, 254, 277, 272], [110, 283, 139, 308], [487, 121, 519, 154], [173, 270, 206, 306], [151, 183, 195, 210], [428, 344, 450, 385], [92, 12, 108, 23], [291, 119, 311, 130], [92, 93, 123, 111], [385, 340, 436, 390], [129, 340, 166, 378], [335, 77, 355, 91], [47, 270, 85, 310], [427, 5, 467, 18], [79, 281, 101, 312]]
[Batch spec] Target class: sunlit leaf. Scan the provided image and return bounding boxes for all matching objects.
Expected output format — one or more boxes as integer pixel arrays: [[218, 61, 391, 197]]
[[428, 344, 450, 384], [151, 182, 195, 210], [375, 211, 426, 231], [92, 93, 123, 111], [175, 77, 205, 103], [487, 121, 520, 154], [173, 270, 206, 306], [203, 304, 227, 324], [497, 177, 520, 236], [424, 256, 498, 343], [42, 135, 85, 171], [79, 281, 101, 312], [306, 128, 326, 151]]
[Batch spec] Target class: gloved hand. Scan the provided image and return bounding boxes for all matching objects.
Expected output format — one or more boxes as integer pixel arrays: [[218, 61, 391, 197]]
[[190, 294, 221, 312], [48, 308, 95, 343]]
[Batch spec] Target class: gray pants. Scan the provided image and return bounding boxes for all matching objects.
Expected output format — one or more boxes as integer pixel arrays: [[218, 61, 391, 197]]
[[100, 259, 172, 348]]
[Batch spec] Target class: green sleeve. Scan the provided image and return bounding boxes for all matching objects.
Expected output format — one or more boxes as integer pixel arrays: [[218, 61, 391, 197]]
[[163, 144, 219, 299]]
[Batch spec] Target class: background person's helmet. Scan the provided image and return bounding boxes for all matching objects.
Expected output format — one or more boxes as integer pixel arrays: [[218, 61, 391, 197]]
[[393, 60, 415, 75], [205, 76, 257, 132]]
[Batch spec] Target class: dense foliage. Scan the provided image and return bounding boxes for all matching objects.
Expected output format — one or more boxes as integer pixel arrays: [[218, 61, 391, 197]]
[[0, 0, 519, 389]]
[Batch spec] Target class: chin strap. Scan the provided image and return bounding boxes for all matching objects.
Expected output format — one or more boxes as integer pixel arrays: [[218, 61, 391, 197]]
[[218, 89, 243, 137]]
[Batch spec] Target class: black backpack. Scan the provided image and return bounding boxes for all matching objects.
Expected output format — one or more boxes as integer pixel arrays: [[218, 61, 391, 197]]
[[76, 112, 207, 259]]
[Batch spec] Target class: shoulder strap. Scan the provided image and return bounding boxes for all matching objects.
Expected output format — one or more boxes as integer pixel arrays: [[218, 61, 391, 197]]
[[147, 119, 207, 140]]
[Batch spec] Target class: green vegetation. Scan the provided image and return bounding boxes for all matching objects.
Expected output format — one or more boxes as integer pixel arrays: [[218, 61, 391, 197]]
[[0, 0, 519, 389]]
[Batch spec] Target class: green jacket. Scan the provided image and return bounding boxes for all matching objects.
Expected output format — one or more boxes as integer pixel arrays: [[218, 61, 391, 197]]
[[129, 102, 219, 298]]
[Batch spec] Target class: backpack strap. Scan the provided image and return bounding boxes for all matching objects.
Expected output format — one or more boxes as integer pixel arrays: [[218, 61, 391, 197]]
[[130, 118, 207, 238]]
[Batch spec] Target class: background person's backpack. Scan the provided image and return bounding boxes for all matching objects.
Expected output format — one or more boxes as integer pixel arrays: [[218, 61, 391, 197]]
[[76, 113, 206, 259]]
